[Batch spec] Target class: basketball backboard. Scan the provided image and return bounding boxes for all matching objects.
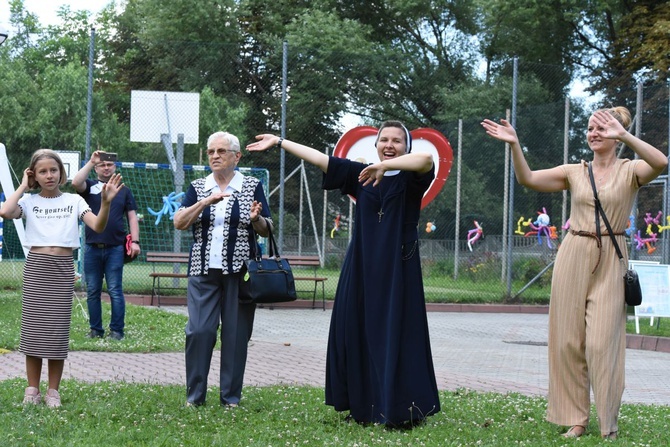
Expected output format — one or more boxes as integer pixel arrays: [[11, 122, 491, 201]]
[[55, 150, 81, 181], [130, 91, 200, 144]]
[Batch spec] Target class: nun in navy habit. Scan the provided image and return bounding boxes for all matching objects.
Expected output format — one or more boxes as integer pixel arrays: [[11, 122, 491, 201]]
[[247, 121, 441, 426]]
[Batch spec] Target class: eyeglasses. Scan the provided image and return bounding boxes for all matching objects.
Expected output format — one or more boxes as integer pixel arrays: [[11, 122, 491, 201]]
[[207, 148, 238, 157]]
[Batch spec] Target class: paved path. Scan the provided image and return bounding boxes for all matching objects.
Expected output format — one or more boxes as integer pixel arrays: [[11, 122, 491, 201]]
[[1, 309, 669, 406]]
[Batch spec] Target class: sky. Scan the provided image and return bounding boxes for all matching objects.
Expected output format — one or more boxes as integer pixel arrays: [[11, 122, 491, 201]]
[[0, 0, 113, 29]]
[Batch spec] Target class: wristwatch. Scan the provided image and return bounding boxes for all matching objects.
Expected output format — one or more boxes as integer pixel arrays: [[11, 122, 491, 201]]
[[132, 241, 140, 246]]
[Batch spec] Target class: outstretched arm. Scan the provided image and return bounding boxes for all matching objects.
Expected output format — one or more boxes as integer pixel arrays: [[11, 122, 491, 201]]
[[481, 118, 566, 192], [359, 152, 433, 187], [247, 135, 330, 173]]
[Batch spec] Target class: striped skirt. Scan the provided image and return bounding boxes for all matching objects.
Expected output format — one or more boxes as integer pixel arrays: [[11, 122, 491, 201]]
[[20, 252, 74, 360]]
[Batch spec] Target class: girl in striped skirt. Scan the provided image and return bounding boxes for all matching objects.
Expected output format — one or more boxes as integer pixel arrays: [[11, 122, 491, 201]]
[[0, 149, 122, 407]]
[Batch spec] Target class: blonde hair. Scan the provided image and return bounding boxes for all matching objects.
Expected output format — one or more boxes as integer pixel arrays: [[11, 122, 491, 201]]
[[27, 149, 67, 190], [595, 106, 632, 128]]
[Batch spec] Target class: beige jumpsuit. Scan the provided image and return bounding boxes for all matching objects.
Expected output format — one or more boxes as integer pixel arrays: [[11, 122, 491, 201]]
[[547, 159, 639, 436]]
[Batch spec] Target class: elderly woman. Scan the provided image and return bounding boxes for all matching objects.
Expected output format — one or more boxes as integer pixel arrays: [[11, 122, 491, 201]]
[[174, 131, 272, 407]]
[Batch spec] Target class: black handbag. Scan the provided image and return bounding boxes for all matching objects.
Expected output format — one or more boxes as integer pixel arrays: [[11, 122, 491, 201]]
[[588, 162, 642, 306], [239, 224, 297, 304]]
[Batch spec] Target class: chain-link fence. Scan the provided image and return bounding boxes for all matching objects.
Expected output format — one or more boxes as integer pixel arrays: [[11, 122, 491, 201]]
[[1, 39, 668, 304]]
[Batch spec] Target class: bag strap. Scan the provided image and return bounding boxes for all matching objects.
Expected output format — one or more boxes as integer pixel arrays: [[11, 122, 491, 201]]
[[588, 162, 624, 262], [247, 222, 282, 261], [247, 225, 260, 261], [265, 224, 282, 259]]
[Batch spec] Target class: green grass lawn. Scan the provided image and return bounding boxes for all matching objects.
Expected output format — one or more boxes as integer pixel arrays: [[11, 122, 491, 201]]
[[1, 379, 668, 446], [627, 315, 670, 338], [1, 290, 669, 446], [0, 292, 189, 353]]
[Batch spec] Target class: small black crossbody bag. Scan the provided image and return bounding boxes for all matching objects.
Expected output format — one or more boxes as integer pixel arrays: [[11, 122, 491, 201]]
[[587, 162, 642, 306]]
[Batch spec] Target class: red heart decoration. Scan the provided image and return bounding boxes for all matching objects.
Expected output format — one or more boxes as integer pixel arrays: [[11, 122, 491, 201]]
[[333, 126, 453, 209]]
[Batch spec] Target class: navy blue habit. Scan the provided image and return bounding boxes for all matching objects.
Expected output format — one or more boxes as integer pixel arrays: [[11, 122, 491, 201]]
[[323, 156, 441, 425]]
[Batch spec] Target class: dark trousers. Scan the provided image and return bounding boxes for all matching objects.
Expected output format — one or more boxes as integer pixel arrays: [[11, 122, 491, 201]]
[[185, 270, 256, 405]]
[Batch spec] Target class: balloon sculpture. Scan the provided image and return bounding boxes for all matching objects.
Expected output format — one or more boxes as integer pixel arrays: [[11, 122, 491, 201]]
[[517, 207, 558, 248], [658, 216, 670, 233], [425, 221, 437, 233], [634, 230, 658, 254], [330, 214, 341, 238], [147, 191, 185, 225], [633, 210, 667, 254], [467, 220, 484, 251]]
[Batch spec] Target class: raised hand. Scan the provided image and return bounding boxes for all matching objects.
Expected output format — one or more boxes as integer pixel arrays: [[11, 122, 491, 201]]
[[481, 118, 519, 145], [247, 134, 280, 152], [250, 200, 263, 221], [590, 110, 626, 141], [89, 151, 102, 165], [21, 168, 33, 189], [101, 173, 123, 202], [205, 192, 230, 206], [359, 162, 386, 187]]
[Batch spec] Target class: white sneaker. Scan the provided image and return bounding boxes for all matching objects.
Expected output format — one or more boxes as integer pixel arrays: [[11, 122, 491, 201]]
[[23, 386, 41, 405], [44, 389, 61, 408]]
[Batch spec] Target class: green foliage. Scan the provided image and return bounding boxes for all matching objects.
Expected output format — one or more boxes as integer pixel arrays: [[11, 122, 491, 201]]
[[423, 259, 454, 277], [0, 1, 668, 320], [476, 0, 576, 100], [280, 213, 300, 235], [512, 256, 553, 288], [423, 160, 504, 239], [462, 251, 502, 282], [324, 254, 342, 270], [617, 2, 670, 78]]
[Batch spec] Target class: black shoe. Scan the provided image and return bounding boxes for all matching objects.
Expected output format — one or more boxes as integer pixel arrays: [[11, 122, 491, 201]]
[[87, 329, 104, 339], [109, 331, 124, 340]]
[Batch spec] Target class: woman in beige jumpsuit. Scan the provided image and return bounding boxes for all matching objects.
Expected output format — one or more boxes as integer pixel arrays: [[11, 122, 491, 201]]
[[481, 107, 667, 440]]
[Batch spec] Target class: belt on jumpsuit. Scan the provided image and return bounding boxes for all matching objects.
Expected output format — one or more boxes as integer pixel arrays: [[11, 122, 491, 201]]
[[569, 229, 624, 274]]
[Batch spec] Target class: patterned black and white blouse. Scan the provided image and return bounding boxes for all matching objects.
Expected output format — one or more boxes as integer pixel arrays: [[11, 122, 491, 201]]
[[180, 171, 272, 276]]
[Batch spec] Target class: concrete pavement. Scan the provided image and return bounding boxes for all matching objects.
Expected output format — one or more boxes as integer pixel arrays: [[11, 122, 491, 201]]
[[1, 308, 670, 406]]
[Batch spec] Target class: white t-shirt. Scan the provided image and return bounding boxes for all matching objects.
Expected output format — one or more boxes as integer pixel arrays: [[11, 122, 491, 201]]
[[18, 193, 91, 248]]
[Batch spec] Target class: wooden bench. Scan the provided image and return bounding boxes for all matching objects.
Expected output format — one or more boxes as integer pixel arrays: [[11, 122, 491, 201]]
[[146, 251, 189, 307], [282, 254, 328, 310], [146, 252, 327, 309]]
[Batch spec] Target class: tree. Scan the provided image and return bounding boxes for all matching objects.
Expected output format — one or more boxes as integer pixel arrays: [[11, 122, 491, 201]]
[[616, 2, 670, 79]]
